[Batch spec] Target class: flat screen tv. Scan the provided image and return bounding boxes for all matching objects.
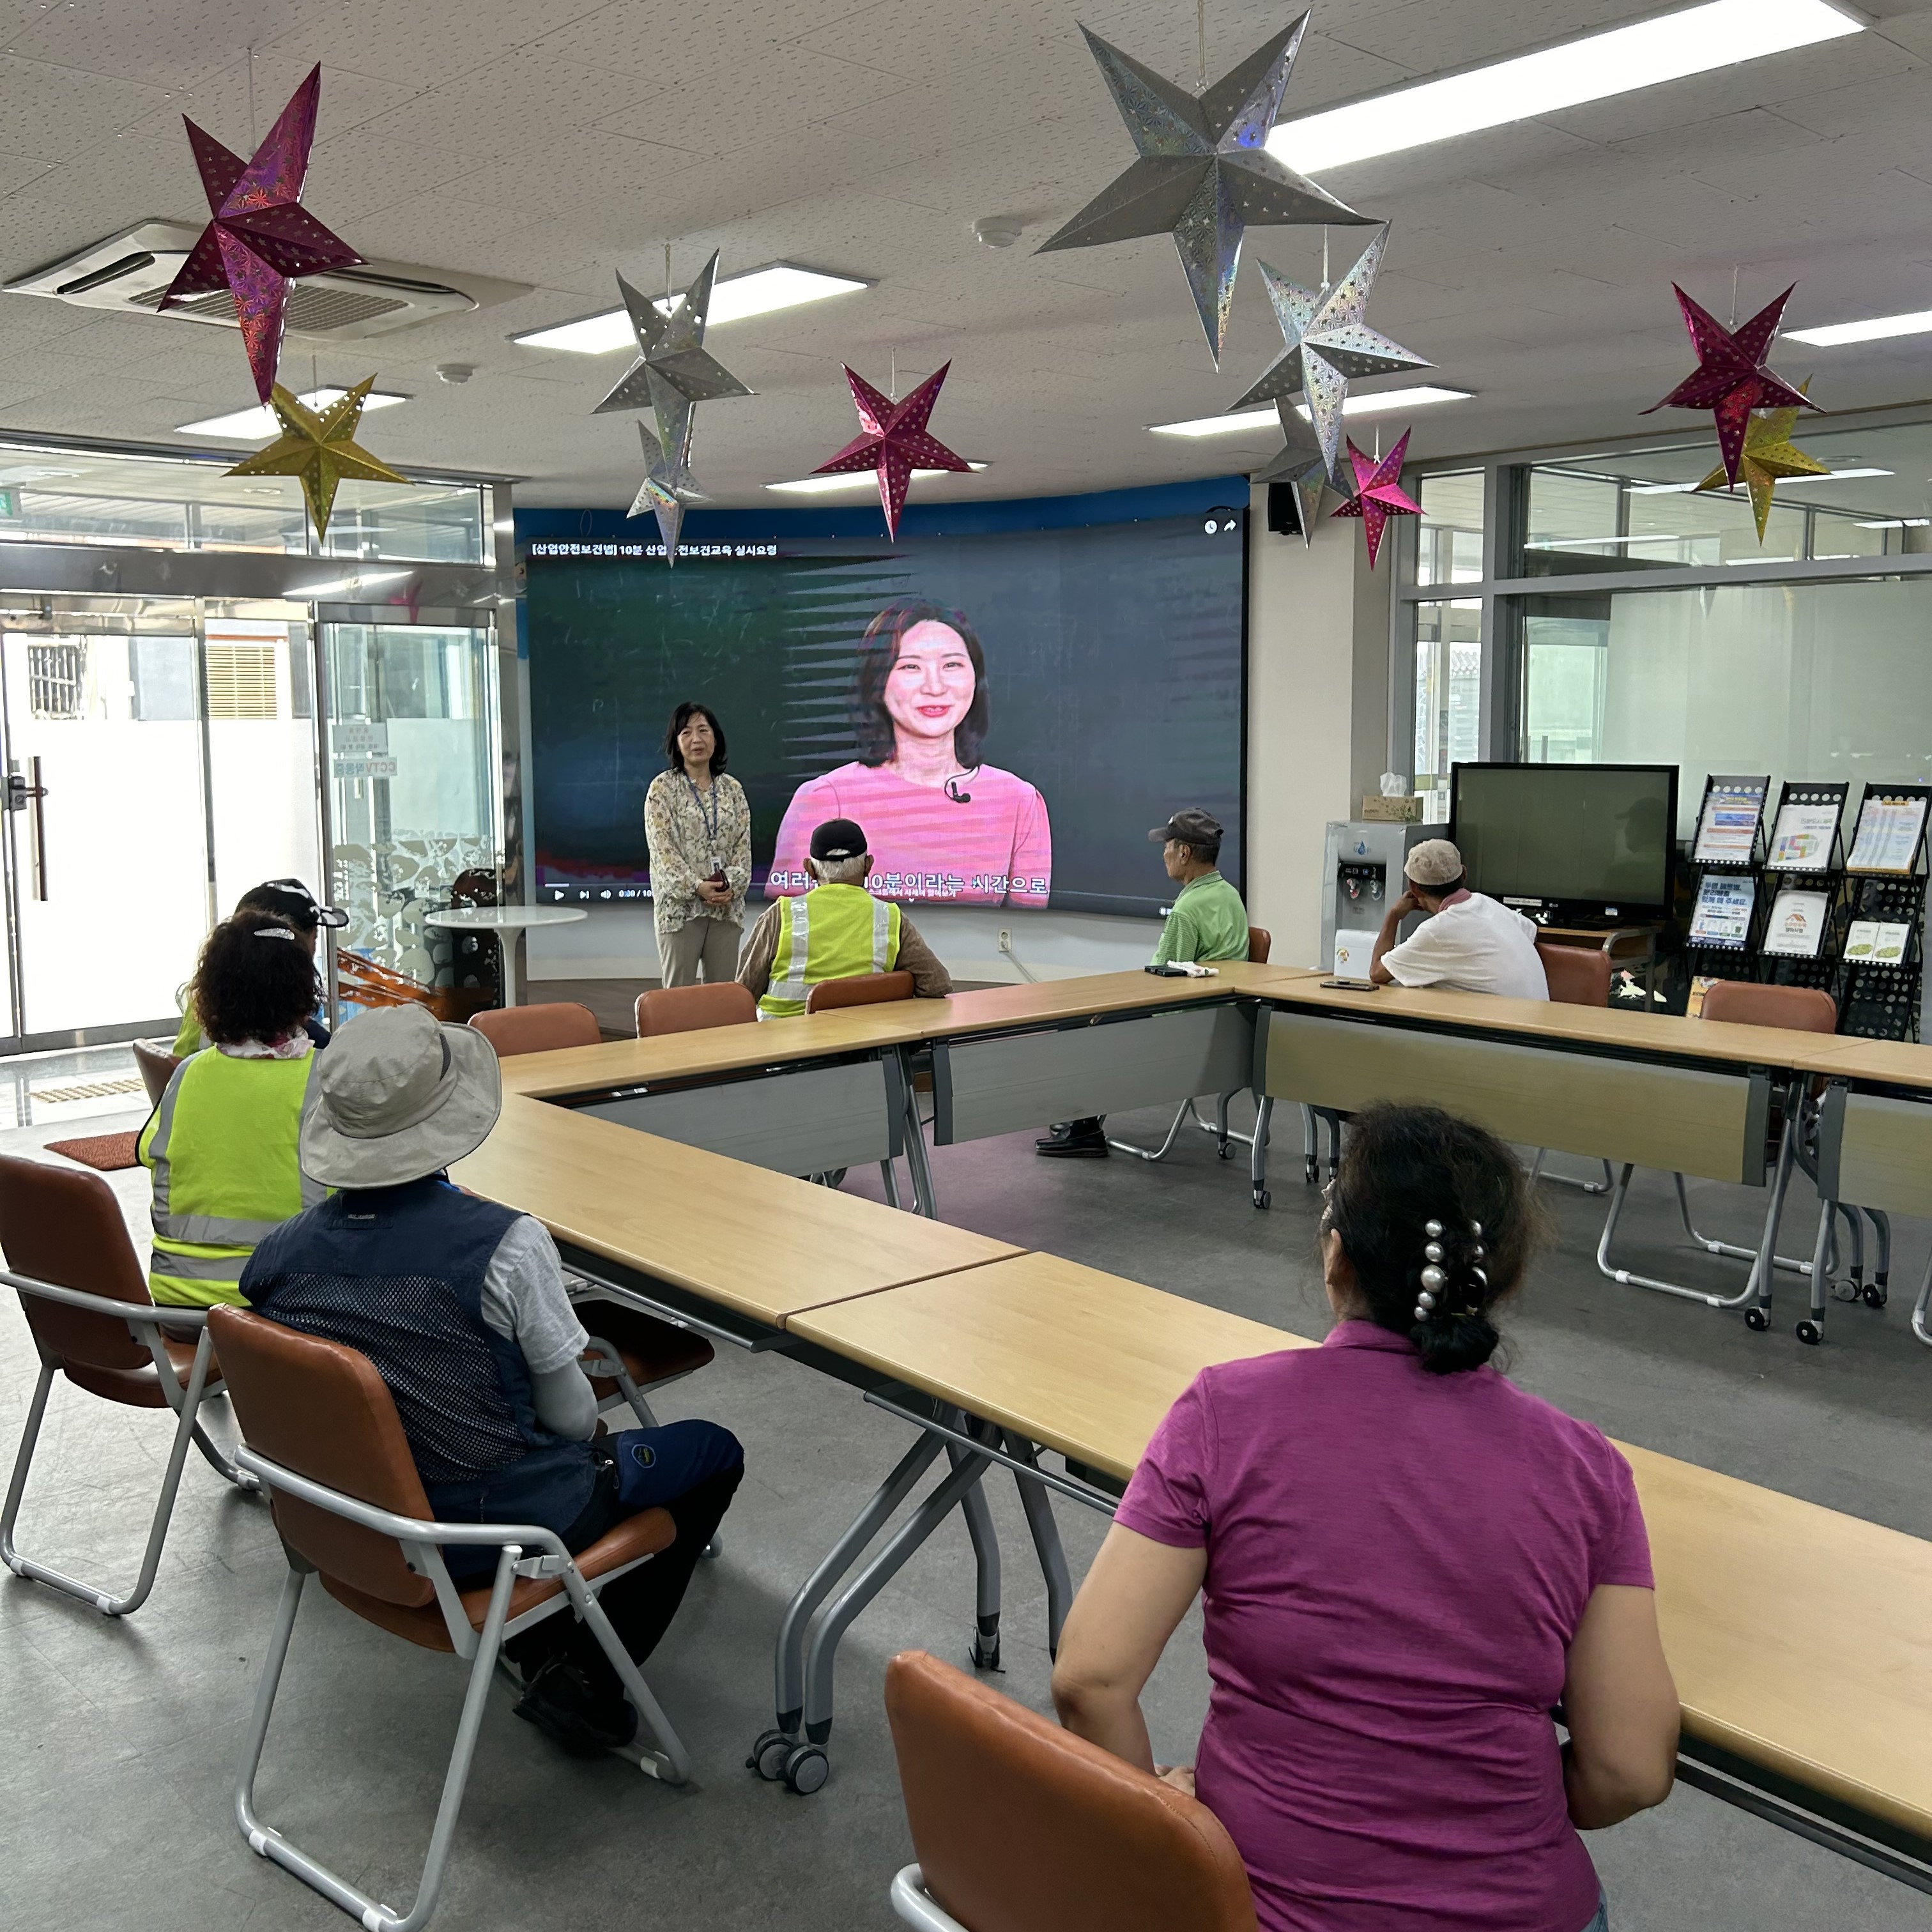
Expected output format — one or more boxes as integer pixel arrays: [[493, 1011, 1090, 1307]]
[[1449, 762, 1679, 917]]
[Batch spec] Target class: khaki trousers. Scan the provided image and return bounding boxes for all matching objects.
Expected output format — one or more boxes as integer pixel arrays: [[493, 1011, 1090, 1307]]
[[657, 916, 743, 988]]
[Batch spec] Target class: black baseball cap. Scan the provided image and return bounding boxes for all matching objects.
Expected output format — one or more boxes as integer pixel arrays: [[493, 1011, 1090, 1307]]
[[1149, 808, 1224, 847], [239, 877, 349, 930], [809, 819, 869, 862]]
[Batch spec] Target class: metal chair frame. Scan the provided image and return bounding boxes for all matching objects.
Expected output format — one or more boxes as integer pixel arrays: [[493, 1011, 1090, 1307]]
[[233, 1443, 691, 1932], [1, 1271, 256, 1616], [891, 1863, 969, 1932], [1912, 1251, 1932, 1350]]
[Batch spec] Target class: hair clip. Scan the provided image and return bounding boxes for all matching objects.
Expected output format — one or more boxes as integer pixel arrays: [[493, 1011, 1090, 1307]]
[[253, 926, 298, 940]]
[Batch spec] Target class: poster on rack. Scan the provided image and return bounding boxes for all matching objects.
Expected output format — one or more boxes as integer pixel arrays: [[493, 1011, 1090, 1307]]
[[1843, 919, 1911, 964], [1692, 778, 1768, 863], [1761, 887, 1831, 957], [1689, 873, 1756, 948], [1846, 795, 1928, 873], [1766, 800, 1840, 870]]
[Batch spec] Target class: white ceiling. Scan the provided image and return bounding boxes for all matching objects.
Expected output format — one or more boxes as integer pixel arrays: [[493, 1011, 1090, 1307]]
[[1, 0, 1931, 509]]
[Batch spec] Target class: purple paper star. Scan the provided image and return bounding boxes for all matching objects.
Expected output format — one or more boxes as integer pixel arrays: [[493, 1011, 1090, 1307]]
[[813, 363, 971, 539], [1331, 432, 1420, 570], [160, 65, 363, 404], [1643, 285, 1817, 486]]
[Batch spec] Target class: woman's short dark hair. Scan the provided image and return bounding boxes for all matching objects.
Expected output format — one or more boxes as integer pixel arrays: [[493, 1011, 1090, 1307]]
[[1321, 1103, 1545, 1374], [190, 911, 323, 1048], [853, 599, 988, 769], [663, 702, 728, 774]]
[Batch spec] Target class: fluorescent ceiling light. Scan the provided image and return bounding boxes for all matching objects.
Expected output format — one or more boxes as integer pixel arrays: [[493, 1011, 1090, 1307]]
[[514, 264, 871, 354], [1786, 309, 1932, 348], [1631, 467, 1892, 493], [765, 464, 989, 496], [1269, 0, 1862, 173], [178, 389, 407, 440], [1777, 466, 1893, 483], [1149, 386, 1472, 438], [1858, 517, 1932, 529]]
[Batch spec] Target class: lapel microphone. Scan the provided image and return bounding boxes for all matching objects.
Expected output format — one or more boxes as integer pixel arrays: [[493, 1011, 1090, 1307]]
[[945, 773, 975, 804]]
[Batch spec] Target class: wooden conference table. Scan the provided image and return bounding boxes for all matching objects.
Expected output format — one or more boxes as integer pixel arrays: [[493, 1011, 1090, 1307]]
[[453, 1076, 1932, 1887]]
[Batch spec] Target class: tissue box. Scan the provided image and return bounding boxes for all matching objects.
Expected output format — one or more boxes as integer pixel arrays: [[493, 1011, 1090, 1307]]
[[1360, 795, 1423, 822]]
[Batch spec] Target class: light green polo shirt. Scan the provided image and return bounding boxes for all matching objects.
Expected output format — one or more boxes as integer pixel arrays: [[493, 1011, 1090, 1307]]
[[1151, 870, 1249, 966]]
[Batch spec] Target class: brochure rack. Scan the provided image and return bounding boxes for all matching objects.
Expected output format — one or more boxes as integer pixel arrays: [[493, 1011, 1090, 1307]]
[[1838, 784, 1929, 1041], [1755, 781, 1847, 997], [1683, 774, 1768, 1000]]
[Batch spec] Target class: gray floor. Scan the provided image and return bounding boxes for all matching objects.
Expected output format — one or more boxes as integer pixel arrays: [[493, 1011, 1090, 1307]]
[[2, 1092, 1928, 1932]]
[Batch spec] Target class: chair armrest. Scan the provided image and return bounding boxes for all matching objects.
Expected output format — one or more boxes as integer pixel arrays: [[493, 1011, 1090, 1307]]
[[1, 1269, 204, 1331]]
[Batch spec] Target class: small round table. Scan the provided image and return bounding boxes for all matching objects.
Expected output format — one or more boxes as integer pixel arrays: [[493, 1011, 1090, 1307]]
[[424, 904, 588, 1009]]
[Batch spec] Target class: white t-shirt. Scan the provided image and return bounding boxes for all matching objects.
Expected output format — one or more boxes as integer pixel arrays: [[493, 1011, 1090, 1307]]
[[478, 1213, 589, 1374], [1382, 892, 1549, 1000]]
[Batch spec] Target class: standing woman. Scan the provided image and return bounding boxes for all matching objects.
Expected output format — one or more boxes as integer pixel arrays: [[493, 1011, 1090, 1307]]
[[644, 702, 752, 988]]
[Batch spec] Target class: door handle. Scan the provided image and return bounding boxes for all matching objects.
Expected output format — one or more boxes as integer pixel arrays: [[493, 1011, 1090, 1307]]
[[6, 758, 49, 900]]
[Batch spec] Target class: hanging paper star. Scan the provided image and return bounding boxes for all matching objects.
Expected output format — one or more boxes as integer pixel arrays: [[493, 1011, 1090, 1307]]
[[625, 420, 705, 564], [813, 362, 970, 539], [1643, 285, 1817, 486], [1692, 384, 1828, 540], [158, 65, 364, 405], [1234, 225, 1431, 480], [1251, 404, 1331, 545], [593, 252, 751, 473], [225, 379, 408, 540], [1331, 431, 1419, 569], [1038, 15, 1372, 367]]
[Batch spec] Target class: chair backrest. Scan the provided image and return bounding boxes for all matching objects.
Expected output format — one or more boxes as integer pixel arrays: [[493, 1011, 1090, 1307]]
[[1246, 926, 1271, 966], [132, 1038, 183, 1107], [207, 1307, 438, 1608], [1701, 979, 1837, 1034], [634, 981, 758, 1036], [884, 1651, 1257, 1932], [0, 1154, 154, 1374], [468, 1000, 602, 1057], [806, 969, 916, 1014], [1535, 942, 1612, 1009]]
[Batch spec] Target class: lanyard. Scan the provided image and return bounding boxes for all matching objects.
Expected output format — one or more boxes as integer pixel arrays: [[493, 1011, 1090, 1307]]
[[684, 773, 721, 847]]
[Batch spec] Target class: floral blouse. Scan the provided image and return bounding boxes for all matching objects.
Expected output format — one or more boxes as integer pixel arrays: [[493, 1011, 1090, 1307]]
[[643, 768, 752, 933]]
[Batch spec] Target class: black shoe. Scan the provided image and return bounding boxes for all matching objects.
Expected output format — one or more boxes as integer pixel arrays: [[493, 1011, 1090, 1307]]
[[1035, 1117, 1105, 1151], [513, 1659, 638, 1758], [1036, 1121, 1109, 1158]]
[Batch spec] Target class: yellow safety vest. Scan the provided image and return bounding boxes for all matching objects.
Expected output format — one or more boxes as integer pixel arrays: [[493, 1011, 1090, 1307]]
[[137, 1048, 326, 1307], [759, 884, 902, 1019]]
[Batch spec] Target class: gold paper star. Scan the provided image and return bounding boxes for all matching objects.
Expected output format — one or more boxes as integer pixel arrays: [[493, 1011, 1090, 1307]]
[[226, 377, 408, 539], [1693, 385, 1827, 540]]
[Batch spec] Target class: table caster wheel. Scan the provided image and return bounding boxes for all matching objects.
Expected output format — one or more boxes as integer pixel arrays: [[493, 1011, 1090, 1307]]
[[1861, 1284, 1887, 1309], [969, 1631, 1001, 1672], [1744, 1308, 1769, 1332], [702, 1535, 723, 1560], [1253, 1188, 1271, 1211], [747, 1729, 792, 1781], [1303, 1158, 1317, 1184], [1795, 1320, 1821, 1346], [783, 1743, 829, 1795], [1217, 1141, 1232, 1160]]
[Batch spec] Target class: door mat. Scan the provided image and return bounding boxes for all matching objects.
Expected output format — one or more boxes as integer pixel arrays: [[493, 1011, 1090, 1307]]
[[45, 1131, 141, 1172]]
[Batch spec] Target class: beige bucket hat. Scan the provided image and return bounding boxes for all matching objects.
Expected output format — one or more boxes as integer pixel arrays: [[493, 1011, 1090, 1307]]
[[300, 1003, 501, 1188]]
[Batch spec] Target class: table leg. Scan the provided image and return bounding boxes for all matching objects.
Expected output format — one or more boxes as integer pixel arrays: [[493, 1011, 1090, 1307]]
[[1004, 1431, 1073, 1659], [505, 928, 528, 1007]]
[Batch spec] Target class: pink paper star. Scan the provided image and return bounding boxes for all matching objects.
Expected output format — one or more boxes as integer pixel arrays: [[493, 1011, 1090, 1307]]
[[1331, 432, 1420, 569], [1643, 285, 1816, 486], [813, 362, 971, 539], [160, 65, 364, 404]]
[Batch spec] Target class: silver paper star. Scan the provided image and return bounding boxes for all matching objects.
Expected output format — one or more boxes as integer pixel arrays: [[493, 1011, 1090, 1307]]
[[1250, 403, 1330, 545], [1234, 224, 1431, 479], [593, 250, 752, 464], [1038, 13, 1372, 367], [626, 420, 705, 564]]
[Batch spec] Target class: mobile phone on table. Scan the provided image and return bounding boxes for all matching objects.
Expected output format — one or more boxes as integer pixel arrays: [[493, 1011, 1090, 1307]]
[[1320, 977, 1378, 990]]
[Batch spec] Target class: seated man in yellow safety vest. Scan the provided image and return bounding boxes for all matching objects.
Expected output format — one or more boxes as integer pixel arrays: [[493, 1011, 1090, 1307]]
[[737, 818, 953, 1018]]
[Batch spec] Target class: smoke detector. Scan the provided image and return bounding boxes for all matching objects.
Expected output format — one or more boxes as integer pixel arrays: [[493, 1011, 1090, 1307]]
[[973, 217, 1024, 249]]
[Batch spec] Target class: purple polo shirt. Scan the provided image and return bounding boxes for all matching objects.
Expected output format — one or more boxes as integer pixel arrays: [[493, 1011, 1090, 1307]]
[[1116, 1321, 1652, 1932]]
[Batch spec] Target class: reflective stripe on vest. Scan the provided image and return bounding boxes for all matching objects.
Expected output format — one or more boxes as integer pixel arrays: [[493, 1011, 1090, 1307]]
[[758, 884, 902, 1018]]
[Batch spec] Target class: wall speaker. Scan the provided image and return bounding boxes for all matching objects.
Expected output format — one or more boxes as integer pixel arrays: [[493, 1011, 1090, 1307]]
[[1266, 483, 1304, 537]]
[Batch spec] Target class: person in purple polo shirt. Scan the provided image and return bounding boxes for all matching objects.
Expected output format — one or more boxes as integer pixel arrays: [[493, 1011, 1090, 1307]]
[[1051, 1103, 1678, 1932]]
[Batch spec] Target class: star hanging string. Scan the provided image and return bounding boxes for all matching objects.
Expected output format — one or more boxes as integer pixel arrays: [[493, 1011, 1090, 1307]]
[[159, 65, 364, 404], [1692, 382, 1828, 541], [1235, 224, 1431, 480], [1038, 14, 1372, 367], [626, 420, 705, 563], [813, 362, 971, 540], [1643, 285, 1817, 486], [594, 251, 751, 474], [225, 378, 408, 540], [1331, 431, 1420, 570], [1251, 404, 1331, 545]]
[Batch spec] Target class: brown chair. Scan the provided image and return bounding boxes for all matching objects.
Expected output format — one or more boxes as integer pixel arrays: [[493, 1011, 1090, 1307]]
[[208, 1305, 691, 1931], [1597, 981, 1862, 1341], [1528, 944, 1616, 1197], [468, 1000, 601, 1057], [133, 1037, 184, 1107], [0, 1155, 252, 1617], [576, 1298, 716, 1428], [634, 981, 758, 1036], [884, 1650, 1256, 1932], [806, 969, 915, 1014], [1246, 927, 1271, 965]]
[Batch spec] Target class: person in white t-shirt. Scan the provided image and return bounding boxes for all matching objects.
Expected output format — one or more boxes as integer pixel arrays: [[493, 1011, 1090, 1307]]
[[1370, 839, 1549, 1000]]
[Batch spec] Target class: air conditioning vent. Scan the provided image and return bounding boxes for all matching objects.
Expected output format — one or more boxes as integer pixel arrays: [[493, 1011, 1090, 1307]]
[[6, 222, 529, 341]]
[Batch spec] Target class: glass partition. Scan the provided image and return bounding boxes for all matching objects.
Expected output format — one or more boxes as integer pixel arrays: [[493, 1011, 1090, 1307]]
[[1416, 471, 1483, 587], [1413, 598, 1483, 795]]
